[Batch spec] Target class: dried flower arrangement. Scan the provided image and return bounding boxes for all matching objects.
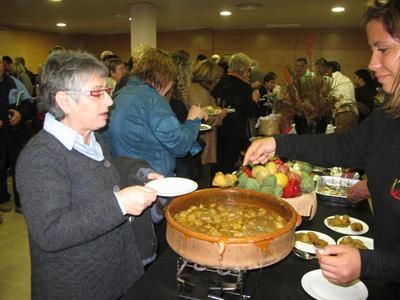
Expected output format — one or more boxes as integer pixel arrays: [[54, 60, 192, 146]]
[[274, 67, 337, 122]]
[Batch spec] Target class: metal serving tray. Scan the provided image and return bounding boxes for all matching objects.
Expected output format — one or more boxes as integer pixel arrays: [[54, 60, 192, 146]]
[[316, 176, 359, 207]]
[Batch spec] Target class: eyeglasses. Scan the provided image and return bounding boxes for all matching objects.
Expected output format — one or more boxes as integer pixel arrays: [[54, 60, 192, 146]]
[[65, 87, 113, 98]]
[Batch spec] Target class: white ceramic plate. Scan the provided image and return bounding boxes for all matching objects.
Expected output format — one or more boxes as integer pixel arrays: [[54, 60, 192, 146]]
[[145, 177, 198, 197], [199, 124, 212, 131], [302, 269, 368, 300], [295, 230, 336, 254], [337, 236, 374, 250], [324, 216, 369, 235]]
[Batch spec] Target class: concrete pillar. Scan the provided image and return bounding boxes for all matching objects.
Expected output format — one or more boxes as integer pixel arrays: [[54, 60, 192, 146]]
[[130, 3, 157, 54]]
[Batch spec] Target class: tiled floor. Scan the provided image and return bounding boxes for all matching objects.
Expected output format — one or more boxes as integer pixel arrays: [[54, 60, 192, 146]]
[[0, 178, 30, 300]]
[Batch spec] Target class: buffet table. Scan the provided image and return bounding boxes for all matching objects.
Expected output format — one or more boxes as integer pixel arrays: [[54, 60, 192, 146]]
[[123, 200, 399, 300]]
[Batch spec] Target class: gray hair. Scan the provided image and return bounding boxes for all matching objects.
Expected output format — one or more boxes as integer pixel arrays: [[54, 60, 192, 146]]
[[228, 53, 251, 76], [40, 50, 108, 120]]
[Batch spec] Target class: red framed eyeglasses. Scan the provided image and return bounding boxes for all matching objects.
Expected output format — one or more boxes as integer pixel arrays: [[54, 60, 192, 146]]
[[66, 87, 113, 98]]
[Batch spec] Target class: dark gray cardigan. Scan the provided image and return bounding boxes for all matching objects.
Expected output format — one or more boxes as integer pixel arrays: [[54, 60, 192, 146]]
[[16, 130, 143, 300]]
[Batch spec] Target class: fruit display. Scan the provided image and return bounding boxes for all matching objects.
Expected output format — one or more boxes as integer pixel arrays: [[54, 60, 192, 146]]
[[211, 172, 237, 188], [212, 158, 316, 199]]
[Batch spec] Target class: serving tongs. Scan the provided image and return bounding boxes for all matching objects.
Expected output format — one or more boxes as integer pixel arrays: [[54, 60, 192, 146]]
[[233, 162, 252, 177]]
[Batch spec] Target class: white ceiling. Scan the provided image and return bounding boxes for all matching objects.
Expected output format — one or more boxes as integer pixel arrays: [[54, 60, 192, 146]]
[[1, 0, 368, 35]]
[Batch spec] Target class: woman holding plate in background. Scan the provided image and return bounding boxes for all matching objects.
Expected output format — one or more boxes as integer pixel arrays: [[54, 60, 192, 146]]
[[16, 50, 157, 300], [243, 0, 400, 292], [189, 59, 228, 186], [169, 50, 204, 182]]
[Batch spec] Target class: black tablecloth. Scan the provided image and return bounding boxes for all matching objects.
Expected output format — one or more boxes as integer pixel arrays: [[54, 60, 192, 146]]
[[123, 200, 399, 299]]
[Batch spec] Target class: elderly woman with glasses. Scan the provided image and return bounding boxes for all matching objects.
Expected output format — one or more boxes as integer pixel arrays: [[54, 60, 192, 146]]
[[16, 50, 158, 300]]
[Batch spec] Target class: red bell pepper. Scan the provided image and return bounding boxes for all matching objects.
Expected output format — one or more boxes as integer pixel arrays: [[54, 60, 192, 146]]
[[288, 172, 301, 183], [273, 158, 284, 166], [282, 178, 301, 198], [242, 166, 253, 178]]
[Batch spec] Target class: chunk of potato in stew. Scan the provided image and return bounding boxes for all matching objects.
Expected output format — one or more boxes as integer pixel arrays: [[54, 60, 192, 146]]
[[173, 203, 287, 238]]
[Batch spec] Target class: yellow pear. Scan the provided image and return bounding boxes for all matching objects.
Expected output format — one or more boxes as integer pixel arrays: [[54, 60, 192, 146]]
[[212, 172, 228, 187], [264, 161, 278, 174]]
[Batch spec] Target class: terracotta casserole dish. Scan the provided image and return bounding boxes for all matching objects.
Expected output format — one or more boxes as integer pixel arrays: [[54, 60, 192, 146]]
[[165, 188, 300, 270]]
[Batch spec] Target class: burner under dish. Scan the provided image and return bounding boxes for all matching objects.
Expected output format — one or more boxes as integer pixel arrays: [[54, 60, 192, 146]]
[[176, 257, 251, 300]]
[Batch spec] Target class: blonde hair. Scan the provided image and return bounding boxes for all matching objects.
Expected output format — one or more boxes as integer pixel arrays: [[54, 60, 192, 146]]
[[192, 59, 223, 91], [12, 62, 26, 77], [133, 47, 177, 92], [131, 44, 152, 66]]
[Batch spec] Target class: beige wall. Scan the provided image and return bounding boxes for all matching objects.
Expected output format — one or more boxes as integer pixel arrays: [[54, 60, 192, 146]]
[[158, 28, 371, 81], [0, 27, 371, 80], [79, 34, 131, 62], [0, 28, 80, 73]]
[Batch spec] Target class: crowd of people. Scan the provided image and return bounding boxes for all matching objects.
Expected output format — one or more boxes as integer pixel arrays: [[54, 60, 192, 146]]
[[0, 0, 399, 298]]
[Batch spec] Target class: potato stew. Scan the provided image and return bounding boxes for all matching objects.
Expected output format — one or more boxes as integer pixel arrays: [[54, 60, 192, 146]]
[[173, 203, 287, 238]]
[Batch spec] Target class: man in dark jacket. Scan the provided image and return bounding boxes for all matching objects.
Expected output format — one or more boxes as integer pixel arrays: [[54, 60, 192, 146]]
[[0, 55, 33, 212]]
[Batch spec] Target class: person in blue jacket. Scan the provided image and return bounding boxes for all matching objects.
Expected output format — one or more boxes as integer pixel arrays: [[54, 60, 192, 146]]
[[103, 47, 207, 176]]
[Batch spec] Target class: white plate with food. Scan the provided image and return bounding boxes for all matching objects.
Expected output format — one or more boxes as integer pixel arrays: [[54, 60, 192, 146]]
[[324, 216, 369, 235], [199, 124, 212, 131], [145, 177, 198, 197], [295, 230, 336, 254], [337, 236, 374, 250], [301, 269, 368, 300]]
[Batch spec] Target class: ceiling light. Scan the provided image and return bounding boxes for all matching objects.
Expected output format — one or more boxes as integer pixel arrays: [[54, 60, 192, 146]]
[[331, 6, 345, 13], [220, 10, 232, 16], [49, 0, 62, 2], [236, 3, 262, 10], [56, 23, 66, 27]]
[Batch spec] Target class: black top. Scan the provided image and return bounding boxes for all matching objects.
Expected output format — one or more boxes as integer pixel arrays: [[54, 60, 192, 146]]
[[212, 75, 261, 138], [275, 108, 400, 285], [169, 97, 203, 181], [355, 84, 376, 114], [169, 97, 188, 123], [0, 74, 16, 122]]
